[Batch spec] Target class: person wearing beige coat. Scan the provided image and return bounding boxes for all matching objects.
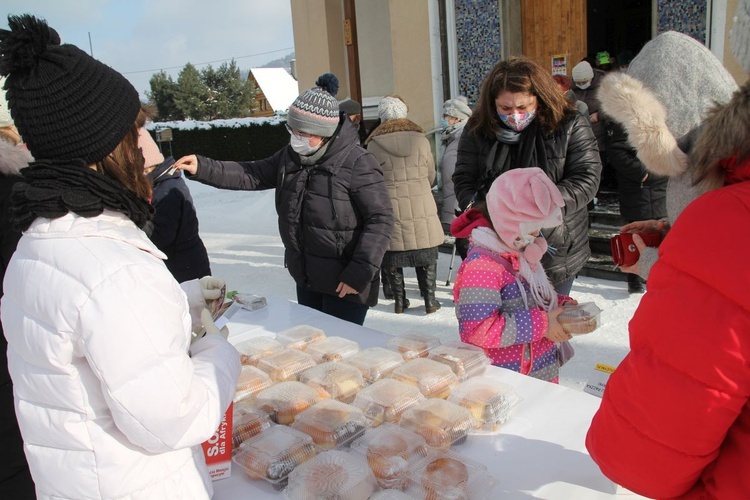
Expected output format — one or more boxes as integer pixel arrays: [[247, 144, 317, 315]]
[[367, 95, 445, 314]]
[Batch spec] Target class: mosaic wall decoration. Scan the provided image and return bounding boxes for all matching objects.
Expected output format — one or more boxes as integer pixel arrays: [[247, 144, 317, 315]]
[[454, 0, 503, 105], [657, 0, 707, 43]]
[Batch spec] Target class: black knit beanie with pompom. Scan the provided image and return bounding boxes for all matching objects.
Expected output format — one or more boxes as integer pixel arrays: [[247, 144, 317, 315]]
[[0, 14, 140, 163]]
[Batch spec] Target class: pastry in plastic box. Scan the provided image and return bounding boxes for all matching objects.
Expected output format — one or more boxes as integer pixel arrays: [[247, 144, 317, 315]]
[[232, 425, 317, 490], [398, 399, 475, 451], [447, 376, 522, 432], [427, 341, 490, 380], [254, 381, 330, 425], [291, 399, 369, 449], [304, 336, 360, 363], [345, 347, 405, 383], [350, 423, 427, 490], [233, 365, 273, 403], [256, 348, 317, 383], [368, 489, 416, 500], [391, 358, 459, 399], [276, 324, 326, 351], [411, 450, 496, 500], [298, 361, 365, 403], [231, 403, 273, 451], [352, 378, 425, 427], [387, 331, 441, 361], [558, 302, 602, 334], [233, 336, 284, 366], [285, 450, 377, 500], [231, 292, 267, 311]]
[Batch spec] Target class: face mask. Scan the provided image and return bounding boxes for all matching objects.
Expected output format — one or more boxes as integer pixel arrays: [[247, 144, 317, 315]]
[[440, 118, 449, 130], [290, 135, 320, 156], [576, 82, 591, 90], [498, 109, 536, 132]]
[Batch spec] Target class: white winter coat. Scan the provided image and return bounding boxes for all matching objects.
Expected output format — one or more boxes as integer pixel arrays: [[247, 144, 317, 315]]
[[1, 210, 241, 500]]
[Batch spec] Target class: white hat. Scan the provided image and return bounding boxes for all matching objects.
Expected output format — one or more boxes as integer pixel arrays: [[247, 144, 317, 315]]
[[442, 97, 472, 120], [0, 78, 13, 128], [572, 61, 594, 82], [378, 96, 408, 122]]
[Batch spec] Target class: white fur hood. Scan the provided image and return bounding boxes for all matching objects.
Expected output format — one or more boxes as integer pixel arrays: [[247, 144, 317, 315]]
[[0, 138, 33, 176]]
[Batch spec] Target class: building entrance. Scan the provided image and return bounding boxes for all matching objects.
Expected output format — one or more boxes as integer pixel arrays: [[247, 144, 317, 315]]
[[587, 0, 652, 69]]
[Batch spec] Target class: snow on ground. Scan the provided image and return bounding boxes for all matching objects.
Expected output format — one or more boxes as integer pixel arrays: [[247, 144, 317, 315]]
[[188, 181, 641, 392]]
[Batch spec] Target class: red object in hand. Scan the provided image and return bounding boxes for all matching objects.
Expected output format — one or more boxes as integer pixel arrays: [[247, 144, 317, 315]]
[[610, 232, 663, 267]]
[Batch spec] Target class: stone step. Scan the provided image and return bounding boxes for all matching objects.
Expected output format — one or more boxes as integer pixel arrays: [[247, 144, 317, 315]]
[[578, 252, 628, 282]]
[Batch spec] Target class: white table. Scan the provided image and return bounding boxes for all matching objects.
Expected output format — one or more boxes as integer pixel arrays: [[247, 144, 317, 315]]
[[213, 297, 636, 499]]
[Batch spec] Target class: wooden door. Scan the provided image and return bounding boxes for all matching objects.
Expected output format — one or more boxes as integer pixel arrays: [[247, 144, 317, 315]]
[[521, 0, 587, 77]]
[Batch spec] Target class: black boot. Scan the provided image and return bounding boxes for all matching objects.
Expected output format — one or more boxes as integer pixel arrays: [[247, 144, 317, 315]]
[[416, 263, 441, 314], [627, 274, 646, 294], [381, 267, 394, 300], [391, 267, 409, 314]]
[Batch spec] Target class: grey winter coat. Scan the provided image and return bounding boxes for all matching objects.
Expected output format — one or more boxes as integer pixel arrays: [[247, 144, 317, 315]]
[[190, 117, 393, 306], [453, 112, 601, 285], [438, 122, 466, 224], [366, 118, 445, 251]]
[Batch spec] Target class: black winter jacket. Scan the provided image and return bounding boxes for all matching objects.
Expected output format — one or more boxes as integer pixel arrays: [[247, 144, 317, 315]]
[[604, 120, 667, 223], [190, 117, 393, 307], [147, 157, 211, 283], [453, 112, 601, 285]]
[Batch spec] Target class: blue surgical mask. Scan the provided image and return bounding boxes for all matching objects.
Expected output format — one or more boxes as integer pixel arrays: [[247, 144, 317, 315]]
[[498, 109, 536, 132], [439, 118, 449, 130]]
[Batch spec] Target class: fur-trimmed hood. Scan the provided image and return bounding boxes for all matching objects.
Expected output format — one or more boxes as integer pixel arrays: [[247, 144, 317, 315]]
[[0, 137, 33, 176], [365, 118, 424, 144]]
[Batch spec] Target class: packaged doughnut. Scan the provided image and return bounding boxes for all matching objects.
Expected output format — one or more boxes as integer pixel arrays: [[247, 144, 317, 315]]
[[256, 349, 317, 383], [352, 378, 425, 427], [398, 399, 475, 451], [345, 347, 405, 383], [285, 450, 376, 500], [298, 361, 365, 403], [276, 324, 326, 351], [254, 381, 330, 425], [233, 365, 273, 403], [391, 358, 459, 399], [304, 336, 360, 363], [558, 302, 602, 334], [291, 399, 369, 449], [427, 341, 490, 380], [410, 450, 496, 500], [447, 376, 522, 432], [386, 331, 441, 361], [233, 336, 284, 366]]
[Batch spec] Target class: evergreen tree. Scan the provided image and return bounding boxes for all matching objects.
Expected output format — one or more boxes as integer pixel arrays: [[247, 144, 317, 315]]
[[174, 63, 210, 120], [147, 71, 181, 121], [202, 60, 257, 119]]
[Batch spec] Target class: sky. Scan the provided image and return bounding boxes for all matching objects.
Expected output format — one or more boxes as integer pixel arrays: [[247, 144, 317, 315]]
[[2, 1, 295, 99]]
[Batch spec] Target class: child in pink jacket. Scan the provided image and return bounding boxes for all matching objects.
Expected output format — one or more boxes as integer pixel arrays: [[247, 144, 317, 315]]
[[451, 168, 574, 383]]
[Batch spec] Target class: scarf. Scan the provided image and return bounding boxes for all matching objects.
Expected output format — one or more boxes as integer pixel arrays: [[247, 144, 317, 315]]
[[10, 159, 153, 232], [471, 226, 558, 312]]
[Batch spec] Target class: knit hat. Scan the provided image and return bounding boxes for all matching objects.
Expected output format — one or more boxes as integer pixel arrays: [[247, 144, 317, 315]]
[[286, 73, 341, 137], [0, 15, 140, 164], [442, 97, 472, 120], [338, 98, 362, 116], [731, 0, 750, 73], [378, 96, 408, 122], [571, 61, 594, 82], [0, 77, 12, 128], [487, 168, 564, 251], [138, 128, 164, 168], [596, 51, 612, 67]]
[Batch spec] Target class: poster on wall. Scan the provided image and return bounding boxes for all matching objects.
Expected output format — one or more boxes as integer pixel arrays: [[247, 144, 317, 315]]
[[551, 54, 567, 76]]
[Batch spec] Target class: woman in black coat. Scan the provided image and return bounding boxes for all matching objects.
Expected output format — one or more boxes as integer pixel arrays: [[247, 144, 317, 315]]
[[453, 56, 601, 294], [174, 75, 393, 325]]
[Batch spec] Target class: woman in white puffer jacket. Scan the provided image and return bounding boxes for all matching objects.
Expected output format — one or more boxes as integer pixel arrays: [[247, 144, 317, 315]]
[[0, 15, 240, 500]]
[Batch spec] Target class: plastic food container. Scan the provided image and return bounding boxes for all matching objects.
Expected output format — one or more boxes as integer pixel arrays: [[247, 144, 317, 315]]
[[256, 349, 317, 383], [390, 358, 459, 399], [350, 423, 428, 490], [558, 302, 602, 334], [408, 450, 496, 500], [345, 347, 405, 383], [233, 365, 274, 403], [254, 381, 330, 425], [304, 336, 360, 363], [234, 336, 284, 366], [387, 332, 441, 361], [232, 425, 317, 490], [368, 489, 415, 500], [447, 376, 522, 432], [291, 399, 369, 449], [352, 378, 425, 427], [276, 324, 327, 351], [398, 399, 475, 451], [298, 361, 365, 403], [231, 403, 273, 451], [285, 450, 377, 500], [427, 341, 490, 380]]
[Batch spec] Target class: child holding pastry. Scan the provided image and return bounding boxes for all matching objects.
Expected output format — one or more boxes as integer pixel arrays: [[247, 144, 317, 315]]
[[451, 168, 575, 383]]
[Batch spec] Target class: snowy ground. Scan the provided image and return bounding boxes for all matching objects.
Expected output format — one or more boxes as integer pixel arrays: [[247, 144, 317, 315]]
[[188, 181, 642, 392]]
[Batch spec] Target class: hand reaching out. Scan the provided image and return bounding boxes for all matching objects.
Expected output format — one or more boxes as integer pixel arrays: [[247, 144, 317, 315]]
[[173, 154, 199, 175]]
